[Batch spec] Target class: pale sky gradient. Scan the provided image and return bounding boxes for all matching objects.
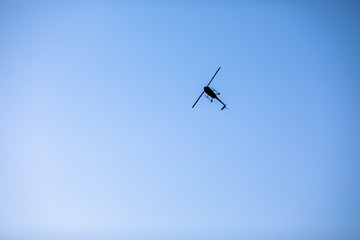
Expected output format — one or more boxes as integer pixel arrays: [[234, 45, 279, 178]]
[[1, 1, 360, 240]]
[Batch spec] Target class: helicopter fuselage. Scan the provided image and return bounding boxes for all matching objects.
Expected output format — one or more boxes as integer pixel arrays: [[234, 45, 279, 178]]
[[204, 86, 217, 99]]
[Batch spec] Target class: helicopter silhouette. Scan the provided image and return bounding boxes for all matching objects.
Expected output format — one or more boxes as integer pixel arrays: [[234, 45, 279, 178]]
[[192, 67, 227, 110]]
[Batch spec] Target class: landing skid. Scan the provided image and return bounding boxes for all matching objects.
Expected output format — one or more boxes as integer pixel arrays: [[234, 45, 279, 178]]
[[212, 88, 220, 95], [205, 95, 213, 102]]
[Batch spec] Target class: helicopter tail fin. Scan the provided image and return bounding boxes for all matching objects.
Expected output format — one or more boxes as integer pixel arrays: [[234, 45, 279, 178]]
[[216, 98, 227, 110]]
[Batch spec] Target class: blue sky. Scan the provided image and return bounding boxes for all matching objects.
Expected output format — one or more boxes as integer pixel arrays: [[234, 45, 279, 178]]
[[1, 1, 360, 240]]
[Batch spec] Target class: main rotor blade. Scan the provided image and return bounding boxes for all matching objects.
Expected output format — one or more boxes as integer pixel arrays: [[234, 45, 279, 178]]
[[207, 67, 221, 86], [192, 91, 204, 108]]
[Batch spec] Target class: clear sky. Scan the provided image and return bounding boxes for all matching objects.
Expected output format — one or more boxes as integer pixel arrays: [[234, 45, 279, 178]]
[[1, 1, 360, 240]]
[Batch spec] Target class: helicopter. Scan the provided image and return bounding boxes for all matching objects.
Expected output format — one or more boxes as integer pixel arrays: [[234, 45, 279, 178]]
[[192, 67, 227, 110]]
